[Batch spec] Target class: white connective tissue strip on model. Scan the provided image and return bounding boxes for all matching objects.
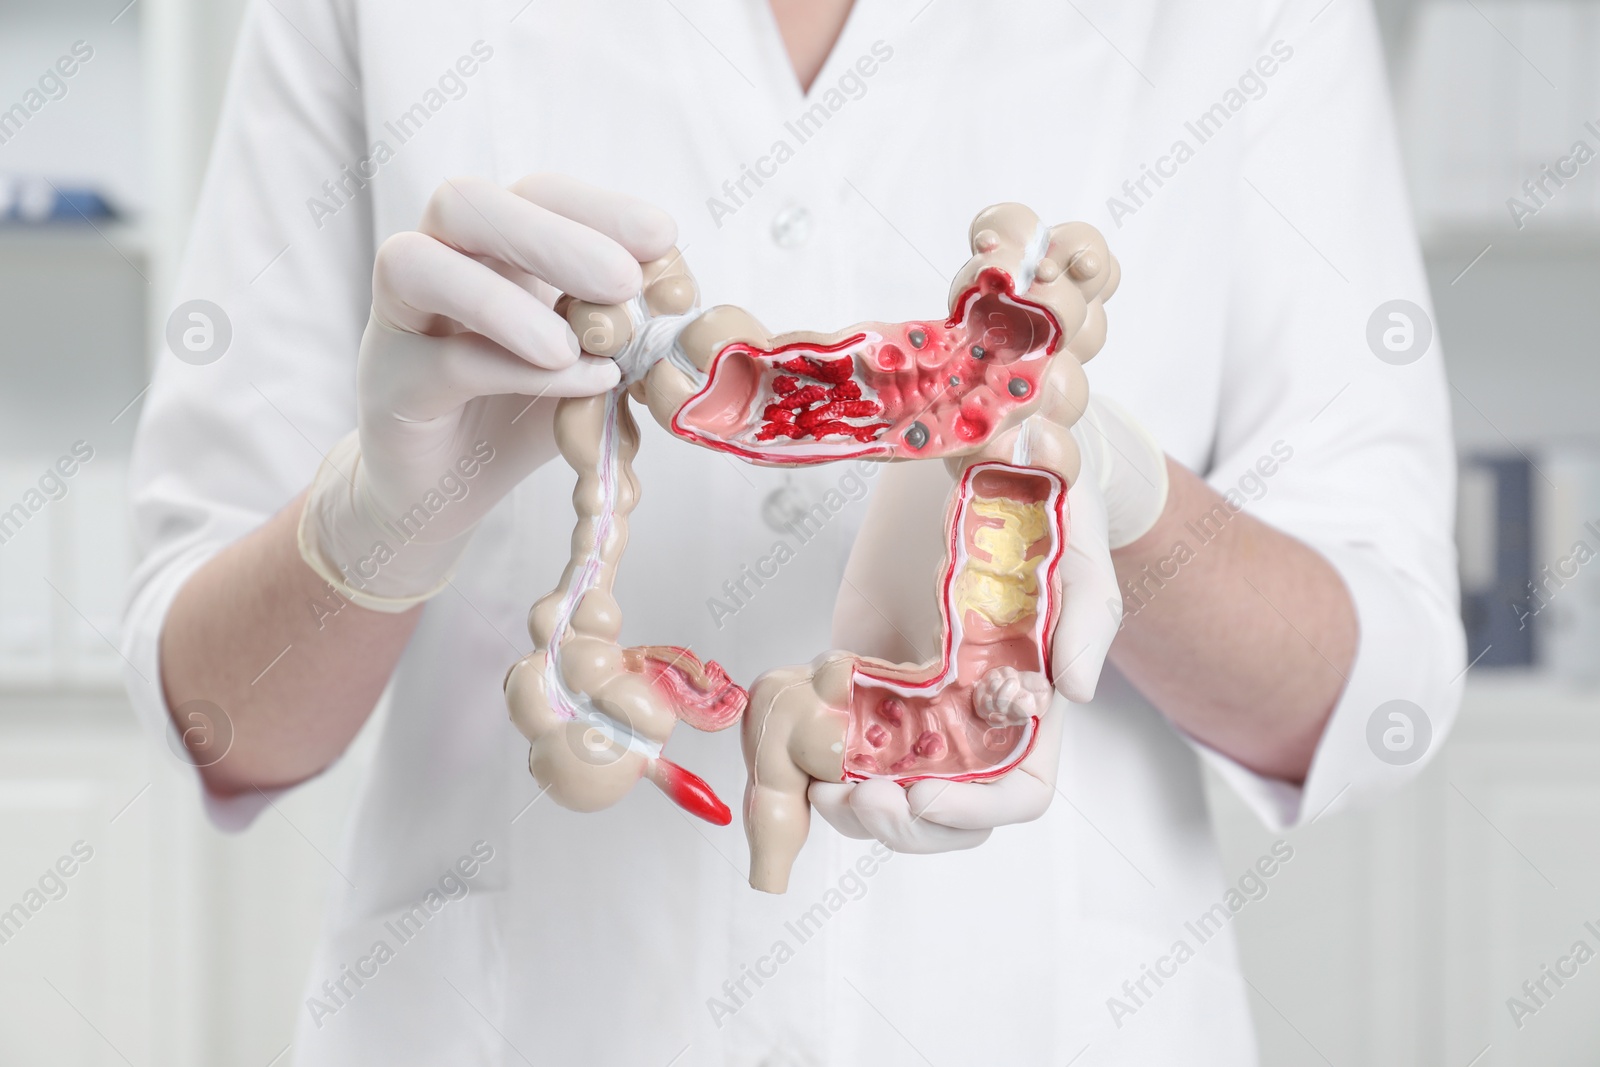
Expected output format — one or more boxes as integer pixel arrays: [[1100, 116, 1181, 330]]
[[542, 294, 717, 759], [611, 296, 705, 389], [1015, 221, 1050, 296], [542, 389, 663, 760]]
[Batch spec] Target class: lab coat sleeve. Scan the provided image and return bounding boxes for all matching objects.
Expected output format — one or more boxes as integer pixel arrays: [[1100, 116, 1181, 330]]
[[1190, 0, 1466, 828], [120, 0, 371, 829]]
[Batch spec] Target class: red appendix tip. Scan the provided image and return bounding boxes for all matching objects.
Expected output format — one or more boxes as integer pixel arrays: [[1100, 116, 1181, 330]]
[[648, 757, 732, 826]]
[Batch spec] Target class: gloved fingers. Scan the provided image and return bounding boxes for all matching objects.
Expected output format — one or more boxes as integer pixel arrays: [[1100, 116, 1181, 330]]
[[1016, 698, 1067, 782], [432, 334, 620, 405], [808, 781, 876, 840], [511, 173, 678, 263], [1051, 478, 1122, 704], [465, 252, 562, 318], [417, 175, 643, 305], [363, 321, 619, 421], [846, 778, 993, 854], [902, 772, 1052, 831], [902, 709, 1064, 829], [373, 231, 582, 369]]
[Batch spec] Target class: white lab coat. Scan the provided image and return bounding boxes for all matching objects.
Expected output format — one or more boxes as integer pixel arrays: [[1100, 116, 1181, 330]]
[[122, 0, 1465, 1063]]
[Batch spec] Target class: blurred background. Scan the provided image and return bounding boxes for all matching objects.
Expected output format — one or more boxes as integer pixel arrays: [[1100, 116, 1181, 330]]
[[2, 0, 1599, 1062]]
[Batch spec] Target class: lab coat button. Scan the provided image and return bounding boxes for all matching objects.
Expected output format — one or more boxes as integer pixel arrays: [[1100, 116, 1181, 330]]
[[771, 205, 813, 248]]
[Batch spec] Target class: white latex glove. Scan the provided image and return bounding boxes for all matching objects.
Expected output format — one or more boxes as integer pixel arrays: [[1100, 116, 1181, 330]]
[[298, 174, 677, 609], [809, 395, 1169, 853], [808, 710, 1066, 854], [1046, 393, 1170, 699], [1072, 394, 1169, 550]]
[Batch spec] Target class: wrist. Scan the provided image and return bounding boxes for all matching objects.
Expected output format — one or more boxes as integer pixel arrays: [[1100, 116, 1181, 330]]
[[297, 432, 473, 611], [1076, 395, 1169, 550], [1109, 456, 1182, 559]]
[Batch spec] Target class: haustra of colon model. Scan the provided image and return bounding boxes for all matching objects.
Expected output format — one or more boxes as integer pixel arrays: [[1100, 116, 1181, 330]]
[[503, 203, 1118, 893]]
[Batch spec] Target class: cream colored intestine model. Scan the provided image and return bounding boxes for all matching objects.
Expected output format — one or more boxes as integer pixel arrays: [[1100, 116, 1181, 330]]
[[504, 204, 1119, 892], [504, 263, 746, 827]]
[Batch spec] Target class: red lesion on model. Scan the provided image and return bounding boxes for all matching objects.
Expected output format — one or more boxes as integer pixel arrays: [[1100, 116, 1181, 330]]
[[755, 354, 889, 444], [672, 268, 1062, 463]]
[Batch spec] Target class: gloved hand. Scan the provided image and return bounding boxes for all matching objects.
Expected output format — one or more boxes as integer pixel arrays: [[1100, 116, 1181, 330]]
[[810, 394, 1168, 853], [298, 174, 677, 609], [808, 709, 1067, 853], [1046, 393, 1169, 699]]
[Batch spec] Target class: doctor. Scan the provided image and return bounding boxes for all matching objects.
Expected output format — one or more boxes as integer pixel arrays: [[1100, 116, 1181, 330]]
[[124, 0, 1463, 1063]]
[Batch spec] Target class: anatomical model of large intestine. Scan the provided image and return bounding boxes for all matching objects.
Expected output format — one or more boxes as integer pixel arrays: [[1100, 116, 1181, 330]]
[[504, 204, 1118, 892]]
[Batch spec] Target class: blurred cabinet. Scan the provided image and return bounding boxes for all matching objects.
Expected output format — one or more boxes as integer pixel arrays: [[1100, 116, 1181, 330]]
[[1398, 0, 1600, 239], [0, 690, 375, 1066], [0, 1, 339, 1065], [0, 228, 142, 689], [1213, 676, 1600, 1066], [0, 698, 155, 1067]]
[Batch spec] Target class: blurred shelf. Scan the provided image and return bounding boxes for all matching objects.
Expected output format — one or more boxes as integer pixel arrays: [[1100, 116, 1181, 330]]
[[1452, 674, 1600, 761], [0, 687, 134, 726], [1424, 225, 1600, 261], [0, 221, 148, 262], [0, 0, 141, 22], [1462, 669, 1600, 711], [1422, 221, 1600, 449]]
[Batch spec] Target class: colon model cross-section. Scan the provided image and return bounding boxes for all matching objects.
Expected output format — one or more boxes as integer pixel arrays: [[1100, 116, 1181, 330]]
[[504, 203, 1118, 893]]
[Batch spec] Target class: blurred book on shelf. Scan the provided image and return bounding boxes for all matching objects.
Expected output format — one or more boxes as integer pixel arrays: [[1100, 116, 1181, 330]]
[[1459, 447, 1600, 680], [1458, 455, 1534, 668], [1533, 447, 1600, 683], [0, 175, 116, 224]]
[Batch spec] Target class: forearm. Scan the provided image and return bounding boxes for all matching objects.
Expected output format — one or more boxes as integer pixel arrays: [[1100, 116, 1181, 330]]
[[1108, 457, 1357, 782], [160, 491, 422, 795]]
